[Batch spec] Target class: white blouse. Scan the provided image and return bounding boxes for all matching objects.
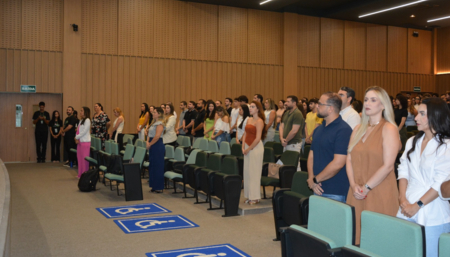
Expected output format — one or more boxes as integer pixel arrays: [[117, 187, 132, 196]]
[[396, 135, 450, 226], [75, 119, 91, 143], [236, 116, 248, 140], [163, 115, 177, 144], [214, 117, 230, 133]]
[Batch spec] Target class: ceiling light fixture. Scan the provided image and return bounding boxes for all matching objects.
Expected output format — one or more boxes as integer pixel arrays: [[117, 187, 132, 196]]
[[359, 0, 427, 18], [260, 0, 272, 5], [410, 14, 415, 18], [428, 16, 450, 22]]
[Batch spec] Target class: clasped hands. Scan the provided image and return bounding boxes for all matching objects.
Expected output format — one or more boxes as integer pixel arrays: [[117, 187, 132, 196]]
[[399, 197, 420, 218], [307, 178, 324, 195]]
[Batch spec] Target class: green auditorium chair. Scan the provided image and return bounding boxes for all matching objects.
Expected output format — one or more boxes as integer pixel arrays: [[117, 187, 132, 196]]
[[272, 171, 312, 240], [163, 147, 186, 190], [120, 136, 133, 155], [439, 233, 450, 257], [300, 144, 311, 171], [198, 154, 223, 204], [341, 211, 425, 257], [263, 147, 276, 164], [111, 142, 119, 155], [205, 140, 219, 154], [104, 140, 112, 155], [182, 151, 208, 199], [272, 142, 284, 160], [274, 131, 281, 142], [230, 137, 237, 146], [264, 141, 275, 148], [164, 145, 175, 170], [261, 150, 299, 199], [215, 142, 231, 156], [164, 149, 199, 194], [280, 195, 355, 257], [176, 135, 184, 146], [230, 143, 244, 178]]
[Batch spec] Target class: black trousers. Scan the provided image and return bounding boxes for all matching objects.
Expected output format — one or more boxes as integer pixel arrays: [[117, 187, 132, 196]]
[[64, 135, 76, 163], [35, 131, 48, 161], [230, 132, 236, 139], [50, 136, 62, 161]]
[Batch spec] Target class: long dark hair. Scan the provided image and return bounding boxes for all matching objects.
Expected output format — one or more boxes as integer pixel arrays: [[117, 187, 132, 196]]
[[95, 103, 103, 111], [50, 110, 62, 126], [251, 101, 267, 140], [407, 98, 450, 161], [396, 95, 408, 109], [140, 103, 150, 118], [81, 107, 91, 126], [238, 104, 250, 129], [205, 100, 216, 121], [297, 102, 306, 118]]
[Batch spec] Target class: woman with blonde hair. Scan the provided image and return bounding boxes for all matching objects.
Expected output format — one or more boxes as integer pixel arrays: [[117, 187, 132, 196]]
[[146, 107, 166, 193], [263, 98, 276, 143], [163, 103, 177, 147], [346, 86, 401, 244], [109, 107, 124, 143]]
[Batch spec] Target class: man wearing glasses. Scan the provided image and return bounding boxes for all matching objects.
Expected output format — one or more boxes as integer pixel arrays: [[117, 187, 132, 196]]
[[307, 92, 352, 203], [338, 87, 361, 130]]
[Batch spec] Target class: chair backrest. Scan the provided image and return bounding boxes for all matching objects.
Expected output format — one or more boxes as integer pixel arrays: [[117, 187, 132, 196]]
[[136, 139, 146, 148], [95, 137, 102, 151], [263, 147, 275, 163], [111, 142, 119, 155], [192, 138, 202, 149], [274, 131, 281, 142], [173, 148, 185, 162], [219, 142, 231, 155], [308, 195, 355, 247], [230, 143, 243, 157], [230, 137, 237, 146], [272, 142, 284, 155], [186, 149, 200, 165], [197, 138, 209, 151], [123, 144, 135, 161], [280, 150, 299, 166], [105, 140, 111, 154], [360, 211, 425, 257], [206, 154, 222, 170], [220, 156, 239, 175], [406, 125, 418, 132], [182, 136, 191, 147], [122, 134, 134, 144], [207, 140, 219, 153], [439, 233, 450, 257], [176, 135, 184, 145], [127, 137, 133, 145], [291, 172, 313, 197], [264, 141, 275, 148], [132, 146, 146, 168], [301, 144, 311, 160], [194, 151, 208, 167], [165, 145, 175, 159]]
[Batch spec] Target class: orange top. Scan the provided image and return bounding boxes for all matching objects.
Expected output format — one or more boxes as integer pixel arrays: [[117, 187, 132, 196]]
[[245, 123, 257, 146]]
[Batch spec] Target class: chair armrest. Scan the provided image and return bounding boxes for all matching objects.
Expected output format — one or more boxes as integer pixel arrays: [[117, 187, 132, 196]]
[[279, 165, 297, 188], [328, 248, 343, 257], [261, 162, 270, 177], [273, 188, 290, 218]]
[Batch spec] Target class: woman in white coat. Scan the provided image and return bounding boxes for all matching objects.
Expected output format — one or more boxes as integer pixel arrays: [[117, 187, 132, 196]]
[[163, 103, 177, 147], [397, 97, 450, 257]]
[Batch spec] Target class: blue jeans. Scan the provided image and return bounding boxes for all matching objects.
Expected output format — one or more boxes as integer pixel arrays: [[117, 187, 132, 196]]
[[314, 193, 347, 203], [225, 132, 231, 143], [405, 219, 450, 257], [215, 133, 227, 149]]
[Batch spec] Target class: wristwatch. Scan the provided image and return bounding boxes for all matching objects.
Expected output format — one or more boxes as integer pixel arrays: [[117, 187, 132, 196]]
[[417, 200, 424, 208], [313, 177, 319, 184]]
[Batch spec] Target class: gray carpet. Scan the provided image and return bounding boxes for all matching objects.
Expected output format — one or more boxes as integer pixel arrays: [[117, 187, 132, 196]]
[[6, 163, 281, 257]]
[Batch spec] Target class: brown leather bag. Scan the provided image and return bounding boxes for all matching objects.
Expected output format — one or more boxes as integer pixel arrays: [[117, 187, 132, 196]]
[[268, 163, 283, 179]]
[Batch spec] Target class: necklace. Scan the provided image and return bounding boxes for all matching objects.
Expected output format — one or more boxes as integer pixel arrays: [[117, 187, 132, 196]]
[[368, 121, 380, 128]]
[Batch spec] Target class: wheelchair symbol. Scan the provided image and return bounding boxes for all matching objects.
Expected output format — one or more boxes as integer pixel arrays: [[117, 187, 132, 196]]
[[176, 253, 227, 257], [135, 219, 176, 229], [115, 207, 151, 215]]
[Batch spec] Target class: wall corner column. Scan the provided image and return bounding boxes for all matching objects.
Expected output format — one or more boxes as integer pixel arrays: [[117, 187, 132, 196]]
[[63, 0, 82, 110], [283, 12, 298, 97]]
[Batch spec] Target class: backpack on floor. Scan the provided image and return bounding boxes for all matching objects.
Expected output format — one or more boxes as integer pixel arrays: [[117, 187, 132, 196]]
[[78, 169, 99, 192]]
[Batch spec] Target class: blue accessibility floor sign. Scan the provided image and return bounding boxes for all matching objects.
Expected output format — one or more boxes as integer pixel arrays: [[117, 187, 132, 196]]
[[114, 215, 199, 234], [145, 244, 251, 257], [96, 203, 171, 218]]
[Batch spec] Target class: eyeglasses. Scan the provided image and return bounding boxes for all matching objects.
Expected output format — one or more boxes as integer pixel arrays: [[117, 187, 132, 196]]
[[317, 102, 331, 107]]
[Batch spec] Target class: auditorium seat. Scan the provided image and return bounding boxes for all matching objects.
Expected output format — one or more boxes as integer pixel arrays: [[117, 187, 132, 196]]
[[230, 137, 237, 146], [104, 140, 111, 155], [164, 149, 200, 194], [198, 154, 223, 204], [182, 151, 208, 199], [85, 137, 101, 167], [164, 148, 185, 189], [216, 142, 231, 156], [120, 136, 133, 155], [272, 142, 284, 160], [111, 142, 119, 155], [440, 233, 450, 257], [176, 135, 184, 146], [280, 195, 355, 257], [274, 131, 280, 142], [263, 147, 276, 164], [230, 143, 244, 178], [341, 211, 425, 257], [164, 145, 175, 171], [272, 171, 312, 241], [205, 140, 219, 154], [261, 150, 299, 199], [300, 144, 310, 171]]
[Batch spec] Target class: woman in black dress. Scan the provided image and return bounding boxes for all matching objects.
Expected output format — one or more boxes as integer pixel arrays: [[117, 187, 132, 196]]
[[49, 110, 63, 162]]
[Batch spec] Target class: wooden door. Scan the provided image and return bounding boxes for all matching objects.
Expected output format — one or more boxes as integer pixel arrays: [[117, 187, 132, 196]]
[[0, 93, 62, 162]]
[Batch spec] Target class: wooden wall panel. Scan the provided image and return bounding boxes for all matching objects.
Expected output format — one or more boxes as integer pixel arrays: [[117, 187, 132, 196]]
[[154, 0, 186, 59], [408, 29, 432, 74], [0, 0, 22, 49], [344, 21, 366, 70], [436, 74, 450, 94], [118, 0, 154, 57], [81, 0, 118, 55], [21, 0, 62, 51], [297, 15, 320, 67], [248, 9, 283, 65], [436, 27, 450, 74], [297, 67, 435, 101], [218, 6, 248, 63], [366, 24, 387, 72], [387, 26, 407, 73], [186, 3, 218, 61], [321, 18, 344, 69]]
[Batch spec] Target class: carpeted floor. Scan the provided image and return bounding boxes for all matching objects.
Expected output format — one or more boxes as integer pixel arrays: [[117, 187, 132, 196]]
[[6, 163, 281, 257]]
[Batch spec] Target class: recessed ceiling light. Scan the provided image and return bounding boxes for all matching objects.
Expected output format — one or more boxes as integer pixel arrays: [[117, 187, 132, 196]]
[[410, 14, 415, 18], [428, 16, 450, 22], [359, 0, 427, 18], [260, 0, 272, 5]]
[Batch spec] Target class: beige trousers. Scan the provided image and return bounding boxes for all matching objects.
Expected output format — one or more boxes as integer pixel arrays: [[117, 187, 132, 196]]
[[243, 141, 264, 200]]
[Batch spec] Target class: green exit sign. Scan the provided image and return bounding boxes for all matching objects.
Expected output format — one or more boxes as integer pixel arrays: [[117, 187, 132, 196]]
[[413, 87, 421, 92], [20, 85, 36, 93]]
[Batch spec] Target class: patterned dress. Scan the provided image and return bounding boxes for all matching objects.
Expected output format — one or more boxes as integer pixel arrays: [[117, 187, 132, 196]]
[[92, 112, 110, 150]]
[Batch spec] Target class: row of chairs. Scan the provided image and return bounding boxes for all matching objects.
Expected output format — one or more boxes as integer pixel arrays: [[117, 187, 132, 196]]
[[279, 195, 441, 257]]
